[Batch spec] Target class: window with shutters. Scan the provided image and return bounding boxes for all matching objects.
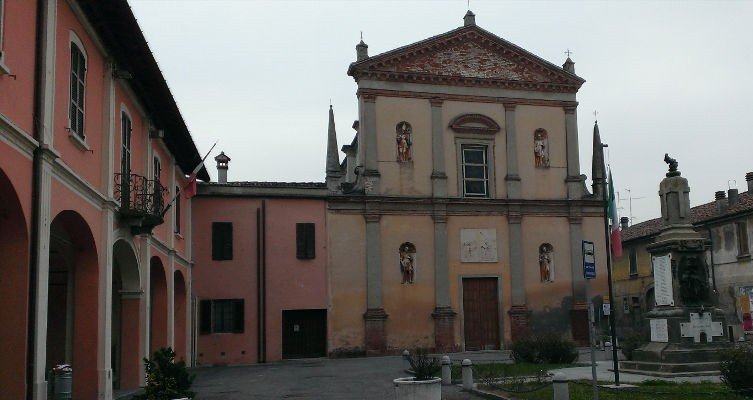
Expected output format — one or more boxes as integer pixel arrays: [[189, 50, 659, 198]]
[[212, 222, 233, 260], [296, 223, 315, 259], [628, 248, 638, 277], [737, 222, 750, 257], [199, 299, 244, 334], [69, 38, 87, 139]]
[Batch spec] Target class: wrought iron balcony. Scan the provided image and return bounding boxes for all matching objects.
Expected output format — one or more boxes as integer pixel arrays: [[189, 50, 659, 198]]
[[114, 173, 168, 234]]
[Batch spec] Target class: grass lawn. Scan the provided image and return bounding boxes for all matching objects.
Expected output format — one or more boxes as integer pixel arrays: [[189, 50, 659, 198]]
[[449, 362, 576, 381], [482, 380, 747, 400]]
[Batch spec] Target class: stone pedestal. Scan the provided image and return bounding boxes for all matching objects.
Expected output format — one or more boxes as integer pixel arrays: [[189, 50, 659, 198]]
[[364, 308, 388, 355], [432, 307, 457, 352], [508, 305, 531, 341]]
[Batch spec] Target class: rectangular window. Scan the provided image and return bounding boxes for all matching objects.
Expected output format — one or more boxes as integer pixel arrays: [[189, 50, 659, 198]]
[[461, 144, 489, 197], [737, 222, 749, 256], [212, 222, 233, 260], [174, 186, 181, 234], [199, 299, 244, 334], [121, 113, 131, 175], [69, 43, 86, 138], [628, 248, 638, 277], [296, 223, 316, 259]]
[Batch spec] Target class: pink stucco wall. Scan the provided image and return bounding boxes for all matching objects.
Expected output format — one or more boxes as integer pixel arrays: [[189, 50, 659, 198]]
[[192, 195, 328, 365], [0, 0, 37, 135]]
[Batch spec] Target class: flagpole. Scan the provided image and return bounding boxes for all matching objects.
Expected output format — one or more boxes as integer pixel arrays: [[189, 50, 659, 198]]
[[603, 166, 620, 386], [161, 141, 218, 217]]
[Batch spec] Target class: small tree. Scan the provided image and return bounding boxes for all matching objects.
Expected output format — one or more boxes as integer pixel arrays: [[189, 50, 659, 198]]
[[135, 347, 195, 400], [720, 343, 753, 396]]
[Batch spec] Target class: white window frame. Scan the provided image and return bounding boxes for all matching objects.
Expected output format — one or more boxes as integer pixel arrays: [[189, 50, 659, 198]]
[[68, 32, 88, 142], [0, 0, 8, 75], [456, 138, 495, 198]]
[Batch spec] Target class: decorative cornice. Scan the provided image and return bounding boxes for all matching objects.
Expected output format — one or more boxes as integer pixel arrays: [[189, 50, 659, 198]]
[[0, 112, 38, 158], [508, 213, 522, 224], [51, 157, 106, 211], [505, 174, 521, 182], [429, 98, 445, 107], [364, 213, 381, 223], [356, 88, 578, 108], [503, 102, 517, 111], [361, 94, 377, 103]]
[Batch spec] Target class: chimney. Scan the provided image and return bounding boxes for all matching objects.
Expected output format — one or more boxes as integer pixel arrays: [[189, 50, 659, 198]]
[[463, 10, 476, 26], [620, 216, 629, 231], [747, 172, 753, 193], [214, 151, 231, 184], [715, 190, 727, 214], [356, 40, 369, 62], [728, 188, 739, 207]]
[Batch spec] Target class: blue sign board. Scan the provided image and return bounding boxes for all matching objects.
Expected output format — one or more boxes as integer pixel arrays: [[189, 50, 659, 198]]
[[582, 240, 596, 279]]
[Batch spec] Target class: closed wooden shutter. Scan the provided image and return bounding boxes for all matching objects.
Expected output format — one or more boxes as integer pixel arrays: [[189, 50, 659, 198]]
[[296, 223, 315, 259], [199, 300, 211, 334], [212, 222, 233, 260]]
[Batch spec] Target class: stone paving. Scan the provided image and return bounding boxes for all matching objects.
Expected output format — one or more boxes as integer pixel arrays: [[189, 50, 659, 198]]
[[191, 355, 481, 400]]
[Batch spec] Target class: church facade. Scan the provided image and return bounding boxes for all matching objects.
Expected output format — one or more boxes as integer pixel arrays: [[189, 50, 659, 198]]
[[325, 12, 609, 355]]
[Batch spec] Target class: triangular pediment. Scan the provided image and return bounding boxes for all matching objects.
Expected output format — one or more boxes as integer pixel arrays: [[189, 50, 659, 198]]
[[349, 26, 584, 93]]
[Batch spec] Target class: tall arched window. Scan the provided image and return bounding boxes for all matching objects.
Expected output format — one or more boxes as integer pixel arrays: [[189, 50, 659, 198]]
[[69, 38, 87, 138]]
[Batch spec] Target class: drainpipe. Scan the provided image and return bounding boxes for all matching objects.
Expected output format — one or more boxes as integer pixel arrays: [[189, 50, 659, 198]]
[[256, 201, 267, 363], [27, 1, 47, 398]]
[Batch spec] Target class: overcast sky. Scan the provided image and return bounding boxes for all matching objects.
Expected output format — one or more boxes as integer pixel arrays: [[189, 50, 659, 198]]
[[130, 0, 753, 225]]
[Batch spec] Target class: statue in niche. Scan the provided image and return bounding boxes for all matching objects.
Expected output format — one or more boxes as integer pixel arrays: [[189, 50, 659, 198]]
[[534, 128, 550, 168], [396, 122, 413, 162], [399, 242, 416, 284], [539, 243, 554, 282], [679, 255, 709, 305]]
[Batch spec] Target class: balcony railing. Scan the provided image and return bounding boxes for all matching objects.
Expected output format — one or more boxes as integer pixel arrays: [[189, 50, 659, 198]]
[[114, 173, 168, 234]]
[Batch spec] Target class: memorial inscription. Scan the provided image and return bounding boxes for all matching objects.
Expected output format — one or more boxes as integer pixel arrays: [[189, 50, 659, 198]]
[[652, 254, 674, 306], [650, 319, 669, 343]]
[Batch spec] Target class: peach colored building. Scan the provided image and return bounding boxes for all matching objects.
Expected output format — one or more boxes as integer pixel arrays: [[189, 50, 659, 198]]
[[324, 12, 609, 355], [191, 157, 329, 365], [0, 1, 208, 399]]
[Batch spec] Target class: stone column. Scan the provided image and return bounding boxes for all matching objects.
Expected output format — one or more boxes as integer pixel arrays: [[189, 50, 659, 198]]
[[503, 103, 521, 199], [167, 251, 176, 349], [507, 210, 529, 340], [138, 234, 151, 384], [362, 94, 380, 194], [364, 212, 387, 354], [432, 212, 456, 352], [97, 203, 115, 399], [430, 98, 447, 198], [564, 106, 583, 199]]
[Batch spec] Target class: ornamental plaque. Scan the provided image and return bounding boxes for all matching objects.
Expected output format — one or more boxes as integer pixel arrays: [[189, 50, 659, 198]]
[[460, 229, 497, 263], [650, 319, 669, 343]]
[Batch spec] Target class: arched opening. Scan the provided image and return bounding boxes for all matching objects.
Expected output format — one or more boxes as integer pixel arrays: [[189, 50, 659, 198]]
[[150, 256, 168, 353], [0, 168, 30, 399], [174, 270, 187, 361], [47, 210, 99, 400], [111, 239, 141, 390]]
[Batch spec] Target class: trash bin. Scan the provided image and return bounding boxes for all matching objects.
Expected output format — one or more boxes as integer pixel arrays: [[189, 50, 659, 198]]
[[51, 364, 72, 400]]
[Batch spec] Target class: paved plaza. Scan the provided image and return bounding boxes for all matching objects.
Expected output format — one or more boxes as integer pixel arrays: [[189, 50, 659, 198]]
[[190, 349, 722, 399]]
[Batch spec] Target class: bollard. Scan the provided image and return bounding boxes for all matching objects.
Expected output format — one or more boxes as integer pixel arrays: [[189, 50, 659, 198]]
[[461, 359, 473, 390], [402, 349, 411, 371], [552, 372, 569, 400], [441, 356, 451, 385]]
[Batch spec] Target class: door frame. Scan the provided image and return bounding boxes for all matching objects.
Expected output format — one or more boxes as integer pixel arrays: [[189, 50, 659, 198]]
[[458, 275, 504, 351]]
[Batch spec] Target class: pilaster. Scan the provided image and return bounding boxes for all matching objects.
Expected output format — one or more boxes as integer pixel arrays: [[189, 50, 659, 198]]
[[508, 209, 525, 305], [97, 202, 115, 399], [564, 106, 582, 199], [138, 234, 151, 384], [568, 212, 585, 302], [364, 211, 387, 354], [362, 94, 380, 194], [503, 103, 521, 198], [430, 98, 447, 197], [167, 251, 176, 349], [508, 305, 532, 341]]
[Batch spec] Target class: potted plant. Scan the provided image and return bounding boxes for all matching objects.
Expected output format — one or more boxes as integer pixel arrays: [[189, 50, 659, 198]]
[[134, 347, 195, 400], [394, 349, 442, 400]]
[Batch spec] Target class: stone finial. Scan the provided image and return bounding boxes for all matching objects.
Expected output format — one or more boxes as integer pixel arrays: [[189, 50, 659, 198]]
[[463, 10, 476, 26], [356, 39, 369, 62], [214, 151, 230, 184], [664, 153, 680, 177]]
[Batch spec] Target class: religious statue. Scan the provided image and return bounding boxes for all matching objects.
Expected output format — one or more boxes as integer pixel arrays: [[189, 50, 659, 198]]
[[539, 243, 554, 282], [399, 242, 416, 284], [678, 255, 709, 305], [534, 129, 550, 168], [664, 153, 680, 177], [396, 122, 413, 162]]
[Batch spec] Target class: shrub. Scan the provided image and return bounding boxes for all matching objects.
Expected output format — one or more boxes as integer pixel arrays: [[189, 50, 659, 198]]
[[621, 333, 644, 361], [406, 348, 441, 381], [135, 347, 195, 400], [510, 335, 577, 364], [720, 343, 753, 395]]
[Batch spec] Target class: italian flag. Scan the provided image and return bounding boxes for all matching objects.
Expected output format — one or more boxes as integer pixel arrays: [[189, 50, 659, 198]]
[[608, 170, 623, 257]]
